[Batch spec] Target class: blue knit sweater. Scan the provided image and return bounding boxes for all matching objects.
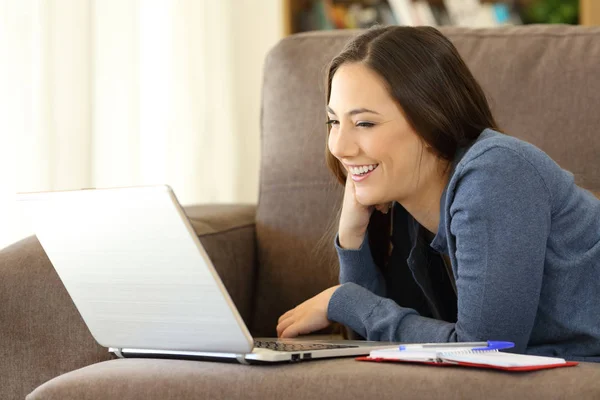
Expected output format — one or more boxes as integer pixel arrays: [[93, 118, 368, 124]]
[[327, 129, 600, 362]]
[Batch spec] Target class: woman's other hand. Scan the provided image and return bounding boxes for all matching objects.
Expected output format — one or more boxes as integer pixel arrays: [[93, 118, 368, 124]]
[[276, 285, 342, 338]]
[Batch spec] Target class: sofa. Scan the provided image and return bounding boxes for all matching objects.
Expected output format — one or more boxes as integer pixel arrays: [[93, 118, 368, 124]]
[[2, 24, 600, 400]]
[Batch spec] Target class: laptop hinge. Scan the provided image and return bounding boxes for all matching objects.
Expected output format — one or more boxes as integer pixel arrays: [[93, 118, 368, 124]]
[[109, 347, 125, 358], [235, 354, 249, 365]]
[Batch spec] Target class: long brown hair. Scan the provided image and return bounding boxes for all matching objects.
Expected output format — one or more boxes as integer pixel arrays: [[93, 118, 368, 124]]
[[323, 26, 499, 269]]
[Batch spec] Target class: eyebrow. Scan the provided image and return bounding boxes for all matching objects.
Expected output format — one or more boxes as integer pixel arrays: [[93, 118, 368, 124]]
[[327, 106, 381, 117]]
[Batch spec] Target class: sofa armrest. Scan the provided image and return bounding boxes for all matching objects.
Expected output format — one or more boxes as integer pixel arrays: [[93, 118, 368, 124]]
[[0, 236, 113, 400], [0, 203, 256, 400], [183, 204, 257, 326]]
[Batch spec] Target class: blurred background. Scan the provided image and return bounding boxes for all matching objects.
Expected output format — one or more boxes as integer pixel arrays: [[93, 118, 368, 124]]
[[286, 0, 589, 33], [1, 0, 598, 250]]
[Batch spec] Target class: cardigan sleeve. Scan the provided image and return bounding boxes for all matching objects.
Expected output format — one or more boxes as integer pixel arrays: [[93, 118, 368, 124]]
[[334, 232, 386, 297]]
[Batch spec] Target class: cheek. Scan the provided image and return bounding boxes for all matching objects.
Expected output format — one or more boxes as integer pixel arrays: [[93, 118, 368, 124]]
[[380, 136, 422, 181]]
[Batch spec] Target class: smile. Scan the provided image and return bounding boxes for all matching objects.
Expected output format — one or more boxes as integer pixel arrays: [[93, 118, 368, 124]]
[[349, 164, 378, 182]]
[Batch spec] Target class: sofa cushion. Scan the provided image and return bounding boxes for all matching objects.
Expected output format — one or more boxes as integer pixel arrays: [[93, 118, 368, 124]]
[[184, 204, 258, 326], [0, 236, 114, 400], [27, 358, 600, 400]]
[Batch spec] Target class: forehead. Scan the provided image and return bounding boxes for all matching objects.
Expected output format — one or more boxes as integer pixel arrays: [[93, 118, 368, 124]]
[[329, 63, 393, 108]]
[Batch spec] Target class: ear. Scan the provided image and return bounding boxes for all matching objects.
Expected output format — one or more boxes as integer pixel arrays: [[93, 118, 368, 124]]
[[423, 140, 436, 153], [418, 137, 433, 151], [423, 141, 436, 154]]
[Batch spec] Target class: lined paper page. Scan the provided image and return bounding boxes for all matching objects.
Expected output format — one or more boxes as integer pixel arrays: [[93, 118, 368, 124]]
[[441, 352, 566, 367]]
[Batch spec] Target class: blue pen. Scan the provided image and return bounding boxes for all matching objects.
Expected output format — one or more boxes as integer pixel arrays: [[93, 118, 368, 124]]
[[399, 341, 514, 351]]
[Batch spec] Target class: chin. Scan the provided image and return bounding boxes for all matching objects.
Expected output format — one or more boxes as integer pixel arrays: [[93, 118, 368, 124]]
[[354, 190, 379, 207]]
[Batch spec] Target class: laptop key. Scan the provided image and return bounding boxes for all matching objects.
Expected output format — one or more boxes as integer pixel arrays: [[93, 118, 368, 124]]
[[254, 340, 358, 352]]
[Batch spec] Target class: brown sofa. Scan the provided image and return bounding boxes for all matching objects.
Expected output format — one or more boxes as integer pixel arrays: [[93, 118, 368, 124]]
[[2, 24, 600, 400]]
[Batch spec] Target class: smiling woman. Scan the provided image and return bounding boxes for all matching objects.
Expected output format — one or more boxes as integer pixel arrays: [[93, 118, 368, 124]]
[[275, 26, 600, 363]]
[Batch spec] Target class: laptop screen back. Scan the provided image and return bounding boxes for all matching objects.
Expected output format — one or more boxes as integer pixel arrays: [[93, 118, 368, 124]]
[[18, 185, 253, 354]]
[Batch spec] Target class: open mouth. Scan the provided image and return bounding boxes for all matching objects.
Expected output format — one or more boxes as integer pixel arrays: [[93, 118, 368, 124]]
[[349, 164, 378, 181]]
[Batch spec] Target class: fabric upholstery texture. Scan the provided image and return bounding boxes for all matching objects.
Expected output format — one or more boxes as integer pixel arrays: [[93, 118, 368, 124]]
[[0, 236, 113, 400], [184, 204, 257, 326], [27, 358, 600, 400]]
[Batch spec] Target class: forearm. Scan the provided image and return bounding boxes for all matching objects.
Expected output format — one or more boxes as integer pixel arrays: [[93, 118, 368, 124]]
[[327, 282, 457, 342], [335, 232, 386, 297]]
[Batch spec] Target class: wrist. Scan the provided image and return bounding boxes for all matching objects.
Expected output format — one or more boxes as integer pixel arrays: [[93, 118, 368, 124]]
[[338, 231, 366, 250]]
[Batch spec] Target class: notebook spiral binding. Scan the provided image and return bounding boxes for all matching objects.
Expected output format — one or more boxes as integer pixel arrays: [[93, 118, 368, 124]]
[[434, 348, 500, 363], [440, 349, 500, 356]]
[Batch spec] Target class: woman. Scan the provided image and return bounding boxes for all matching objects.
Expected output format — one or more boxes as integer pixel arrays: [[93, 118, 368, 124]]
[[275, 26, 600, 361]]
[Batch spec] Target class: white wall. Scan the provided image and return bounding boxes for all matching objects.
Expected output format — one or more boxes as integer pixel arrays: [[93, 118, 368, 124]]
[[0, 0, 283, 250], [230, 0, 283, 202]]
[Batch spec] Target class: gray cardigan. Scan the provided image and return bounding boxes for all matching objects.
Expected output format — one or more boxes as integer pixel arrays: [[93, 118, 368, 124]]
[[327, 129, 600, 362]]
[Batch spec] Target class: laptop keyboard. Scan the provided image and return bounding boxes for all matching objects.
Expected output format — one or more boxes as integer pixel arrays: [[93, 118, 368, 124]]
[[254, 340, 358, 352]]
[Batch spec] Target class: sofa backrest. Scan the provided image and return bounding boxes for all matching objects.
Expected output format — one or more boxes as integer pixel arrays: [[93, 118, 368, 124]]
[[252, 25, 600, 336]]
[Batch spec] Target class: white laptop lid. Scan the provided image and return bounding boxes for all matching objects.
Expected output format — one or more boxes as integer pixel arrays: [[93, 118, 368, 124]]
[[18, 185, 254, 354]]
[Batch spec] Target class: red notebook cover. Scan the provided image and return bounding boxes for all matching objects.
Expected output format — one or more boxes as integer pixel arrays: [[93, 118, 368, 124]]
[[356, 356, 579, 372]]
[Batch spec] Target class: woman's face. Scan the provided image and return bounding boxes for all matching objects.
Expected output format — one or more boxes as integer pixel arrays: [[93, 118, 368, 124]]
[[327, 62, 438, 206]]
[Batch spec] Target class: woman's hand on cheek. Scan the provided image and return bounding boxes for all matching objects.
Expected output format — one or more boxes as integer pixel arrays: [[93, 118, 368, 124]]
[[339, 173, 391, 248], [276, 285, 342, 338]]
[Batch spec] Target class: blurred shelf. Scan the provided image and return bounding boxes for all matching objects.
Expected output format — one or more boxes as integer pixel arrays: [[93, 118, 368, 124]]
[[581, 0, 600, 25], [283, 0, 599, 36]]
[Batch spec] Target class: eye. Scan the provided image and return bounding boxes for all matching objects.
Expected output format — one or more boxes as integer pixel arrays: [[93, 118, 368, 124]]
[[326, 119, 339, 127], [356, 122, 374, 128]]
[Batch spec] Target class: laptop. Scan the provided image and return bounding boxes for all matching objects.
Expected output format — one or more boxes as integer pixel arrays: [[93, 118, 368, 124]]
[[17, 185, 401, 363]]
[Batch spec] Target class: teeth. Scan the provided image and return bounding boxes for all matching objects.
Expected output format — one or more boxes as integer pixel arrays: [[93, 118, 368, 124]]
[[350, 164, 378, 175]]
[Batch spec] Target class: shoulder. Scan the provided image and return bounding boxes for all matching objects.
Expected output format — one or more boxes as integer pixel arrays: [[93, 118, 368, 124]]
[[446, 130, 567, 215], [450, 129, 564, 199], [459, 129, 555, 175]]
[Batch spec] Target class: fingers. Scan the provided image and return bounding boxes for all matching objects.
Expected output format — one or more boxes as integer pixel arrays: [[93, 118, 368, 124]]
[[281, 317, 325, 339], [276, 310, 312, 338], [278, 308, 295, 324], [346, 171, 390, 214], [276, 313, 296, 337], [280, 324, 300, 339], [279, 317, 311, 339], [344, 173, 355, 195], [276, 307, 297, 337]]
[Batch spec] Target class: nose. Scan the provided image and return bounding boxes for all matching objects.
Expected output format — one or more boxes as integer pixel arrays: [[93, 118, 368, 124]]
[[328, 127, 359, 160]]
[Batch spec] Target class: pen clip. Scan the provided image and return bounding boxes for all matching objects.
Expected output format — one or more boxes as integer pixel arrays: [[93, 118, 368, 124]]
[[472, 341, 515, 351]]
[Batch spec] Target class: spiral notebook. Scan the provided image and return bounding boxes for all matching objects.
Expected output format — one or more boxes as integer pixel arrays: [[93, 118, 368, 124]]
[[357, 341, 579, 372]]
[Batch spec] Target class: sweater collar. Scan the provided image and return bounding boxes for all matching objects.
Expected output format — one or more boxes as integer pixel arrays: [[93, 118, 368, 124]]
[[427, 128, 497, 253], [428, 136, 475, 254]]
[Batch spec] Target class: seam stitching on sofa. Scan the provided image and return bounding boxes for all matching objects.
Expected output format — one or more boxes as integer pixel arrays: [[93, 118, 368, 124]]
[[196, 223, 255, 238]]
